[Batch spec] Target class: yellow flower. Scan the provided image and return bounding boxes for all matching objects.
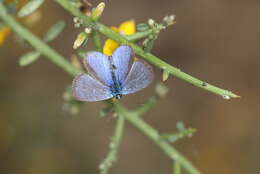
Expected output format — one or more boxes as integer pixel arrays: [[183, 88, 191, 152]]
[[118, 20, 136, 35], [103, 20, 136, 56], [0, 26, 11, 46]]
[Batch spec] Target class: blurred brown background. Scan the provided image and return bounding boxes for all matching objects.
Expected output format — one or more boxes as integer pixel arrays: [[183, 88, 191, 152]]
[[1, 0, 260, 174]]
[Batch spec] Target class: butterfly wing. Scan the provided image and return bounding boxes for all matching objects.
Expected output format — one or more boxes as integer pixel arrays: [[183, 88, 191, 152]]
[[121, 59, 154, 95], [84, 52, 113, 86], [111, 45, 133, 84], [72, 74, 113, 102]]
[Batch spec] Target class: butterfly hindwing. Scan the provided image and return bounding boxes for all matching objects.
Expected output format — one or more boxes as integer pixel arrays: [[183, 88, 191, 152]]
[[111, 45, 133, 84], [121, 59, 153, 95], [72, 74, 113, 102], [84, 52, 113, 86]]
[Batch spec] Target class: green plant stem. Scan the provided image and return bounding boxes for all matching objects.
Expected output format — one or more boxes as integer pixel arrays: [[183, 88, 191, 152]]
[[113, 103, 201, 174], [54, 0, 239, 99], [174, 161, 181, 174], [161, 128, 196, 144], [99, 115, 125, 174], [134, 96, 158, 116], [125, 29, 153, 42], [0, 4, 201, 173], [143, 38, 155, 52], [92, 31, 102, 52]]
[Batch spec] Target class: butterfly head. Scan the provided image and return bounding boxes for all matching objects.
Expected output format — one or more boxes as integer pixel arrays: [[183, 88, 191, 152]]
[[115, 94, 122, 100]]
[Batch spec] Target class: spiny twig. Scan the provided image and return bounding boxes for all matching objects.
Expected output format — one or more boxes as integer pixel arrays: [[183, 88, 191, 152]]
[[55, 0, 239, 99]]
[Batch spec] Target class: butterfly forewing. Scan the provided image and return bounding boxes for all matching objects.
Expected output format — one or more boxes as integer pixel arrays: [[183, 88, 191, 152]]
[[111, 45, 133, 84], [72, 74, 113, 102], [121, 59, 154, 95], [84, 52, 113, 86]]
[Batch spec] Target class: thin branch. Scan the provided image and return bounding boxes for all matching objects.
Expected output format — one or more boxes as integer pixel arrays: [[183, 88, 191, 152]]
[[99, 115, 125, 174], [54, 0, 239, 99], [134, 96, 158, 116], [125, 29, 153, 42], [161, 128, 196, 144], [92, 31, 102, 52], [113, 103, 201, 174]]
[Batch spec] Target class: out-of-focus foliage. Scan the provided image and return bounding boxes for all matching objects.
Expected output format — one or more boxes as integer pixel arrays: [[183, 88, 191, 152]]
[[18, 0, 44, 17], [19, 51, 41, 66], [43, 20, 65, 42]]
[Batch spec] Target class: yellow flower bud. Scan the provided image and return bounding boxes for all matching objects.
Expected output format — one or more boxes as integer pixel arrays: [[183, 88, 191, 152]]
[[91, 2, 105, 20], [73, 32, 88, 49]]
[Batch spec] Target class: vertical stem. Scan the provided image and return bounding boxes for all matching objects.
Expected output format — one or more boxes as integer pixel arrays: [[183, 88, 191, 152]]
[[174, 161, 181, 174], [99, 115, 125, 174], [92, 31, 102, 52]]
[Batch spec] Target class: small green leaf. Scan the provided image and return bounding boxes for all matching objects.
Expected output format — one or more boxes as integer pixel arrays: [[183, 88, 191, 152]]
[[43, 20, 66, 42], [18, 0, 44, 18], [19, 51, 41, 66], [137, 23, 150, 32], [161, 128, 196, 143]]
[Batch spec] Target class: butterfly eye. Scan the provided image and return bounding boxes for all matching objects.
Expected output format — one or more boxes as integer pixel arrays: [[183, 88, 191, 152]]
[[115, 94, 122, 99]]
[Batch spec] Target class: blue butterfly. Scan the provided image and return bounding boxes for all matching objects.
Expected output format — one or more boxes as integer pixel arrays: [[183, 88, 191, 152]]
[[72, 45, 154, 102]]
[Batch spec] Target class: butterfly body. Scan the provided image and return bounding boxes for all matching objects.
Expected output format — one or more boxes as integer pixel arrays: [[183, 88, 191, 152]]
[[109, 62, 123, 98], [72, 45, 154, 102]]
